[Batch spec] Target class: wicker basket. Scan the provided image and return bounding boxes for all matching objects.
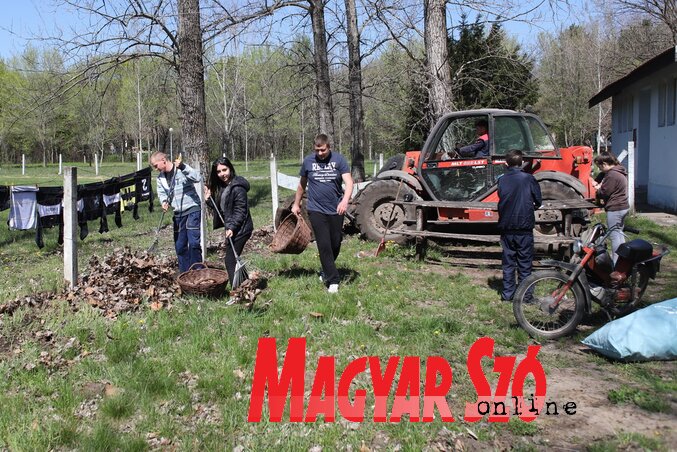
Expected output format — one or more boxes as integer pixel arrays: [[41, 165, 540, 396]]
[[270, 213, 312, 254], [177, 262, 229, 298]]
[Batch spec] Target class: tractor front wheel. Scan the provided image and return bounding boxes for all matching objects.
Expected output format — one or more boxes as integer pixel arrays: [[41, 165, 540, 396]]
[[353, 179, 419, 244]]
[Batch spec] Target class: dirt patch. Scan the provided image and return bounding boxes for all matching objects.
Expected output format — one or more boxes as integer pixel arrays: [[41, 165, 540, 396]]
[[420, 245, 676, 448], [533, 344, 676, 447]]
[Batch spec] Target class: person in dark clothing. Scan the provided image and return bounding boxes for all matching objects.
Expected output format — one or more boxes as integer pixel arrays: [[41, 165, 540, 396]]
[[497, 150, 542, 302], [292, 134, 354, 294], [457, 119, 490, 157], [205, 157, 254, 287], [591, 153, 629, 263]]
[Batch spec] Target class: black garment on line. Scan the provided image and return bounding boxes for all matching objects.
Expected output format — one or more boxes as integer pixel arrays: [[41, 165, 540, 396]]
[[0, 186, 9, 212], [35, 186, 64, 248], [78, 181, 107, 238], [102, 177, 123, 228]]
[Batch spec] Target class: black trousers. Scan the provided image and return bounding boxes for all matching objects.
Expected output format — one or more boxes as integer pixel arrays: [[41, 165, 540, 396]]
[[225, 231, 251, 287], [308, 211, 344, 285], [500, 233, 534, 300]]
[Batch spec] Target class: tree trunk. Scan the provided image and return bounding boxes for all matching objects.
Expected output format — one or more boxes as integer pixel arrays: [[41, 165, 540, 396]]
[[177, 0, 209, 170], [345, 0, 366, 181], [424, 0, 454, 123], [309, 0, 335, 141]]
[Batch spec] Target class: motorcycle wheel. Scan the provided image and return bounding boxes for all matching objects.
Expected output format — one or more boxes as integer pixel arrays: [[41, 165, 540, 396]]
[[513, 270, 585, 339]]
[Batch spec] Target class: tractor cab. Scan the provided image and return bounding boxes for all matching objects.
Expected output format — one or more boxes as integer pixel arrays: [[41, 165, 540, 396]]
[[419, 110, 560, 202]]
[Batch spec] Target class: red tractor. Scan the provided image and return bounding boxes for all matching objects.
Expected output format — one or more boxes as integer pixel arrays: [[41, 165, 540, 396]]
[[349, 109, 596, 250]]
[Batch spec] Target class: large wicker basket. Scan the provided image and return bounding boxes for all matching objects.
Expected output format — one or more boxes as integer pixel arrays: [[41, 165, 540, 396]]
[[177, 262, 228, 298], [270, 213, 312, 254]]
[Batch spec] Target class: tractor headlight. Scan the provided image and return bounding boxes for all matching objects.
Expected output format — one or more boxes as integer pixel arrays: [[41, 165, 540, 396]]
[[573, 239, 583, 254]]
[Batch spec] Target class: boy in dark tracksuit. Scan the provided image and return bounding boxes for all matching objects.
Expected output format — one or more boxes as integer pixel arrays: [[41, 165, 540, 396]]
[[497, 150, 542, 301]]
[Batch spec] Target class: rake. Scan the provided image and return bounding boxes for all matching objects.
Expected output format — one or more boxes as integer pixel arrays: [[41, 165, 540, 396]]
[[148, 156, 180, 253], [208, 196, 249, 288]]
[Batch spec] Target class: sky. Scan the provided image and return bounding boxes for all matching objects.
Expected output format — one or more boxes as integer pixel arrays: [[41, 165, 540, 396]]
[[0, 0, 592, 61]]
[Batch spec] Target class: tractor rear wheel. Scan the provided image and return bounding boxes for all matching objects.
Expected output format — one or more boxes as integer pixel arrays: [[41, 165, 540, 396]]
[[536, 180, 588, 236], [353, 179, 419, 244]]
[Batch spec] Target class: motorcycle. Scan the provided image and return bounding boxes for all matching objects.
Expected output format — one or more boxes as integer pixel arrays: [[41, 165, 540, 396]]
[[513, 223, 669, 339]]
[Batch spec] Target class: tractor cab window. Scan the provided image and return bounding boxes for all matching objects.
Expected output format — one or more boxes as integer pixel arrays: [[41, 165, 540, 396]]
[[493, 115, 557, 157], [427, 115, 488, 161], [422, 115, 492, 201]]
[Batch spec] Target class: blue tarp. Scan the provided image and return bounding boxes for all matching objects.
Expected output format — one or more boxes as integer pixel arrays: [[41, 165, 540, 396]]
[[582, 298, 677, 361]]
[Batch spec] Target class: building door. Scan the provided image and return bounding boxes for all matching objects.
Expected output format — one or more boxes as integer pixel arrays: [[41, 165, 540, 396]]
[[637, 89, 651, 190]]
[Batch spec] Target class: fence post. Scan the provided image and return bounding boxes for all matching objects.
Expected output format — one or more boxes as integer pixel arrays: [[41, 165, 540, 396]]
[[373, 162, 377, 178], [58, 154, 62, 175], [270, 153, 279, 231], [379, 153, 383, 172], [136, 152, 142, 171], [628, 141, 635, 213], [63, 167, 78, 288], [94, 153, 99, 176], [196, 161, 207, 262], [22, 154, 25, 175]]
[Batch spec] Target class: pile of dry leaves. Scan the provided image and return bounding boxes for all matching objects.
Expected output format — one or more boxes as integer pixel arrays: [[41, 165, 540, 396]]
[[0, 248, 179, 319], [73, 248, 179, 317], [0, 247, 270, 319], [226, 271, 267, 310]]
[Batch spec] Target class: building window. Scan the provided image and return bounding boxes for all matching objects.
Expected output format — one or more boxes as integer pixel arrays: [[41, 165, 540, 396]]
[[658, 81, 666, 127]]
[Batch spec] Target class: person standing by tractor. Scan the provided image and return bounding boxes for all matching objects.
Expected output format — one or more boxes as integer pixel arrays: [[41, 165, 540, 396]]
[[292, 134, 354, 294], [457, 119, 490, 157], [591, 153, 629, 264], [497, 149, 542, 302], [150, 151, 203, 273]]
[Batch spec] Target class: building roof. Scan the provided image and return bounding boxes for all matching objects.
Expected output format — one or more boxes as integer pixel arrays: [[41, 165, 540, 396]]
[[588, 46, 677, 108]]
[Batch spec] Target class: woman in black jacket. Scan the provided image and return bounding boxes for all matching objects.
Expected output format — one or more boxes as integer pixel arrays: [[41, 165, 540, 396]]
[[205, 157, 254, 286]]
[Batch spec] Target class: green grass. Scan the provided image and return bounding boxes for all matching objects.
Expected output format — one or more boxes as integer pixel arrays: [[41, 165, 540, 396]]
[[608, 385, 671, 413], [0, 161, 675, 449], [587, 432, 668, 452]]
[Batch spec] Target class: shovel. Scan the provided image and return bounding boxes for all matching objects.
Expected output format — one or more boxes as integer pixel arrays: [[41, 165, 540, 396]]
[[374, 177, 405, 257]]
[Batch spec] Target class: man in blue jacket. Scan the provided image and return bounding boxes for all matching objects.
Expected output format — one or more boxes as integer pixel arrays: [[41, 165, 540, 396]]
[[497, 150, 542, 302]]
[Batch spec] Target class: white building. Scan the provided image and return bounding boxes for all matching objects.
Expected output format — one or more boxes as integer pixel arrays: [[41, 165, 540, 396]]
[[589, 46, 677, 212]]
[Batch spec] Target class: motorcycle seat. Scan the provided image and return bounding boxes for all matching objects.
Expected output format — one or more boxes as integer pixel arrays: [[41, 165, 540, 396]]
[[616, 239, 653, 262]]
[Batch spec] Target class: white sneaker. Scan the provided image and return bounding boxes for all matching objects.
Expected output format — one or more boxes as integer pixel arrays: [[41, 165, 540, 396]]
[[328, 284, 339, 294], [319, 271, 325, 283]]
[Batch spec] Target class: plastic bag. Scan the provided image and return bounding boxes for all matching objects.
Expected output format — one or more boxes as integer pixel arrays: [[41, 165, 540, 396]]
[[581, 298, 677, 361]]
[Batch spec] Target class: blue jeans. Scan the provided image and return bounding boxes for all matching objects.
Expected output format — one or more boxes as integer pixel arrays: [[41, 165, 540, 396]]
[[173, 210, 202, 273], [607, 208, 629, 264]]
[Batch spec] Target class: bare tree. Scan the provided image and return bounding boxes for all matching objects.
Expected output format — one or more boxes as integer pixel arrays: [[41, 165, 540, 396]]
[[177, 0, 209, 166], [424, 0, 454, 122], [613, 0, 677, 44], [309, 0, 336, 139], [345, 0, 366, 181]]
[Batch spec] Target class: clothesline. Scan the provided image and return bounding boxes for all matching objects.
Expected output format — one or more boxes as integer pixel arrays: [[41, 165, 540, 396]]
[[1, 167, 155, 249]]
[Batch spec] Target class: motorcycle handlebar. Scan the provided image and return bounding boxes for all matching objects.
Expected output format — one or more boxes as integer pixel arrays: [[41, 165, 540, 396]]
[[623, 225, 640, 234]]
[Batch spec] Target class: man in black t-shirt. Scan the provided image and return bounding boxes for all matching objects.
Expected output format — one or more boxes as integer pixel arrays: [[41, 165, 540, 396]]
[[292, 134, 354, 293]]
